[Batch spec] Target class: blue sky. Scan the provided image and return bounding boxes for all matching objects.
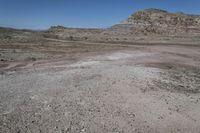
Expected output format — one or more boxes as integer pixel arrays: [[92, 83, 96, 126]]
[[0, 0, 200, 29]]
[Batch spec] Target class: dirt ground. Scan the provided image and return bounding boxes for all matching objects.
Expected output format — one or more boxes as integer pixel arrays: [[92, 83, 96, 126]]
[[0, 40, 200, 133]]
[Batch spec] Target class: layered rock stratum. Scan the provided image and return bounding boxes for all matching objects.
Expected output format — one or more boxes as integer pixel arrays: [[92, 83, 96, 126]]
[[106, 8, 200, 35]]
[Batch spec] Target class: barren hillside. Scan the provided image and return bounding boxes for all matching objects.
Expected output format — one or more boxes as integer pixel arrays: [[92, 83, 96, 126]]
[[46, 9, 200, 43]]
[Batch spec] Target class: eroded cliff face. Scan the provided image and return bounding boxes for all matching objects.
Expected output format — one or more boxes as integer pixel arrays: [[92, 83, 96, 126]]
[[122, 9, 200, 26], [106, 8, 200, 35]]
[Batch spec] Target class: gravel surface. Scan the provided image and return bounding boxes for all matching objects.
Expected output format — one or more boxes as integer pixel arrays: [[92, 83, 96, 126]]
[[0, 45, 200, 133]]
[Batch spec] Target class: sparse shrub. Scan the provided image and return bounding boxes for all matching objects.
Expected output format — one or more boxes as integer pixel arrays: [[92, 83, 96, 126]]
[[69, 36, 74, 41], [84, 37, 88, 40], [31, 57, 36, 61]]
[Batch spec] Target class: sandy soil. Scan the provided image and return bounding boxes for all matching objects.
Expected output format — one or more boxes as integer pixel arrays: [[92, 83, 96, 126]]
[[0, 42, 200, 133]]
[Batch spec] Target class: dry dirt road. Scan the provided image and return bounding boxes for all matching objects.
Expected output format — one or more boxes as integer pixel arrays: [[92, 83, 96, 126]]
[[0, 43, 200, 133]]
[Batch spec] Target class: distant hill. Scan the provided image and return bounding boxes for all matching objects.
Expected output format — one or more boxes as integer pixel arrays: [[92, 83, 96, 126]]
[[1, 8, 200, 43], [0, 27, 45, 43]]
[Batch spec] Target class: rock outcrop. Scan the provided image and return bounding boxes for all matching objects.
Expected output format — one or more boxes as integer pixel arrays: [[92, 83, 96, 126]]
[[105, 8, 200, 36]]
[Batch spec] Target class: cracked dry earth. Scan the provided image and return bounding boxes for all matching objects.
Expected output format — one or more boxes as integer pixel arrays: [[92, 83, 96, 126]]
[[0, 44, 200, 133]]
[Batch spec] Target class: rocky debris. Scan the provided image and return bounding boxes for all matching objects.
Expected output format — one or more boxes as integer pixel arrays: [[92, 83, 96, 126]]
[[1, 46, 200, 132]]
